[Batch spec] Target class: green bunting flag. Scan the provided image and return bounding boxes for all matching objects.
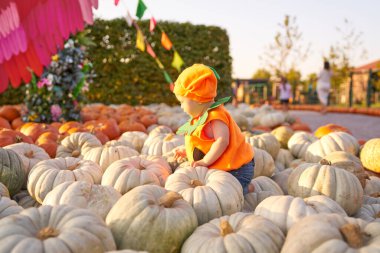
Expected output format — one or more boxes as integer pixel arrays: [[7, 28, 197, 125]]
[[163, 71, 173, 84], [136, 0, 147, 19]]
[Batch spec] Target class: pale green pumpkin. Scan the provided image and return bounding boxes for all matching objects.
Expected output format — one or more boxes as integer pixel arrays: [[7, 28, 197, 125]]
[[0, 148, 25, 196]]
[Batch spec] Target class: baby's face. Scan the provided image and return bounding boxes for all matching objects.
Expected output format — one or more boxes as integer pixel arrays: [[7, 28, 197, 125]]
[[176, 95, 202, 117]]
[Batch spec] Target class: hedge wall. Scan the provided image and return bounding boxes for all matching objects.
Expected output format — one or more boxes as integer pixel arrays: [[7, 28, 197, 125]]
[[0, 19, 232, 105]]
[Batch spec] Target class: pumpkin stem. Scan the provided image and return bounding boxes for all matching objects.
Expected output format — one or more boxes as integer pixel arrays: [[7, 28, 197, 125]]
[[376, 212, 380, 218], [25, 150, 34, 158], [67, 163, 79, 171], [158, 191, 183, 208], [15, 135, 23, 143], [72, 150, 81, 157], [220, 220, 234, 236], [319, 159, 331, 166], [339, 223, 367, 248], [164, 133, 174, 141], [190, 179, 203, 187], [370, 192, 380, 198], [37, 227, 59, 240]]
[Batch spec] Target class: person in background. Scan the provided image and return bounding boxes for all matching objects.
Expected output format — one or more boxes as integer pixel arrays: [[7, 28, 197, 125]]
[[317, 61, 333, 114], [279, 76, 292, 112]]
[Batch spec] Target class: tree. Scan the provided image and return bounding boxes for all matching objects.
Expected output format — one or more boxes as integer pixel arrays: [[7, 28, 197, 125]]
[[252, 68, 271, 80], [328, 19, 367, 89], [260, 15, 310, 77]]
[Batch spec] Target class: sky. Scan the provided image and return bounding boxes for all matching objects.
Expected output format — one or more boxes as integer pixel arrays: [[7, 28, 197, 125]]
[[93, 0, 380, 79]]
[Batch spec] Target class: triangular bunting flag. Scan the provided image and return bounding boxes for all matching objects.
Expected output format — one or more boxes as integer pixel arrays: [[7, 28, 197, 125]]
[[155, 58, 164, 69], [171, 50, 184, 72], [163, 71, 173, 84], [161, 32, 173, 50], [170, 83, 174, 91], [125, 10, 133, 27], [136, 30, 145, 52], [146, 44, 156, 58], [150, 17, 157, 33], [115, 0, 120, 5], [136, 0, 147, 20]]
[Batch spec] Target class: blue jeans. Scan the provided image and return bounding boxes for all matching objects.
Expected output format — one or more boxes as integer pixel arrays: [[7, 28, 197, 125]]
[[228, 159, 255, 195]]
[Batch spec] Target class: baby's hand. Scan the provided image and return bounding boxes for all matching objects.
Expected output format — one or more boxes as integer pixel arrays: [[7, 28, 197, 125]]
[[191, 159, 209, 168], [174, 148, 187, 160]]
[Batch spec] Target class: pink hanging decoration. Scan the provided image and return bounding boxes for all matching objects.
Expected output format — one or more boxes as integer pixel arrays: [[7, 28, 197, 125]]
[[0, 0, 105, 93]]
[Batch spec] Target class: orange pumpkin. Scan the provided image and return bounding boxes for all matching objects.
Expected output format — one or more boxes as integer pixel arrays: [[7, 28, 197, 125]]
[[84, 119, 120, 140], [291, 122, 312, 132], [11, 117, 24, 130], [118, 120, 147, 133], [140, 114, 158, 128], [50, 122, 62, 131], [0, 117, 11, 129], [20, 122, 59, 142], [36, 132, 59, 158], [59, 121, 83, 134], [0, 128, 33, 147], [0, 105, 20, 121], [314, 124, 351, 139]]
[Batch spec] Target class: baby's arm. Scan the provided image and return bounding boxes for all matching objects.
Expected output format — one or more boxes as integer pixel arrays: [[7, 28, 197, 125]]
[[191, 120, 229, 167]]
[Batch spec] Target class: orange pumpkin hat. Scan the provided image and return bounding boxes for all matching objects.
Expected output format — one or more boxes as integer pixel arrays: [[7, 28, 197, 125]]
[[173, 64, 218, 103]]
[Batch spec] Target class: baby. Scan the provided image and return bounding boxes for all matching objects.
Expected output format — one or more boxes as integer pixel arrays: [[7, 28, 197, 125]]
[[173, 64, 254, 194]]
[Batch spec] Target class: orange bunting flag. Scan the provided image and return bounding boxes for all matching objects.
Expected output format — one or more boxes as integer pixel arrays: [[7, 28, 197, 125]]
[[161, 32, 173, 50], [171, 50, 184, 72], [136, 30, 145, 52], [146, 44, 156, 58], [150, 17, 157, 33]]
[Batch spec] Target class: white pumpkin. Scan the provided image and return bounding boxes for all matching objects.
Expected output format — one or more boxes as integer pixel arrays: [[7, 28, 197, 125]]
[[165, 165, 244, 225], [83, 143, 139, 172], [271, 168, 293, 194], [43, 181, 121, 220], [287, 131, 317, 159], [365, 176, 380, 196], [12, 190, 40, 208], [355, 204, 380, 222], [246, 133, 281, 159], [253, 147, 275, 178], [305, 132, 359, 163], [274, 148, 295, 172], [57, 132, 102, 158], [181, 212, 285, 253], [101, 155, 172, 195], [287, 161, 363, 215], [259, 112, 285, 128], [0, 183, 9, 198], [28, 157, 103, 203], [254, 195, 347, 234], [0, 205, 116, 252], [147, 125, 172, 137], [363, 196, 380, 205], [243, 176, 283, 212], [141, 133, 184, 156], [0, 196, 22, 219], [118, 131, 148, 152], [106, 185, 198, 252], [282, 213, 380, 253], [4, 143, 50, 178]]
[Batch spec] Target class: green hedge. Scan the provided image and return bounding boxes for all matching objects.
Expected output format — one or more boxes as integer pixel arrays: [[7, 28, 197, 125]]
[[0, 19, 232, 105]]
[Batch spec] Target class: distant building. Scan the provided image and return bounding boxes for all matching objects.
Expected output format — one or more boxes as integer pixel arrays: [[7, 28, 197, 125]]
[[232, 78, 270, 104], [340, 59, 380, 105]]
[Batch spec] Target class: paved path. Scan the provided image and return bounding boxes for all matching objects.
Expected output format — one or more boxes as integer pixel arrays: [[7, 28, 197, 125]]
[[289, 110, 380, 140]]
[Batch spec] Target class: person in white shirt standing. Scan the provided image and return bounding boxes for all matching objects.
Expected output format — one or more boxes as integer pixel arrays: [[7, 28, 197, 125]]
[[317, 61, 333, 114], [279, 76, 292, 112]]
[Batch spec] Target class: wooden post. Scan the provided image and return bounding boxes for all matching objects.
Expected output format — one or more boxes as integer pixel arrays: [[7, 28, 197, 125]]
[[367, 69, 373, 108], [349, 72, 353, 107]]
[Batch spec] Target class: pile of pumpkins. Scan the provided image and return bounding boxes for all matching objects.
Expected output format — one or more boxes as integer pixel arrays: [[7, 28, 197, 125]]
[[0, 102, 380, 253]]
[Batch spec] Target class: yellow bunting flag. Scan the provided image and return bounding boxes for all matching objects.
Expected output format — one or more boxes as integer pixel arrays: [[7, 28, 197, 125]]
[[161, 32, 173, 50], [171, 50, 184, 72], [136, 30, 145, 52]]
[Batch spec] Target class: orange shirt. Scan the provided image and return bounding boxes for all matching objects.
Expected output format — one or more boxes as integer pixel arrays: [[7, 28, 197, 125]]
[[185, 105, 254, 171]]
